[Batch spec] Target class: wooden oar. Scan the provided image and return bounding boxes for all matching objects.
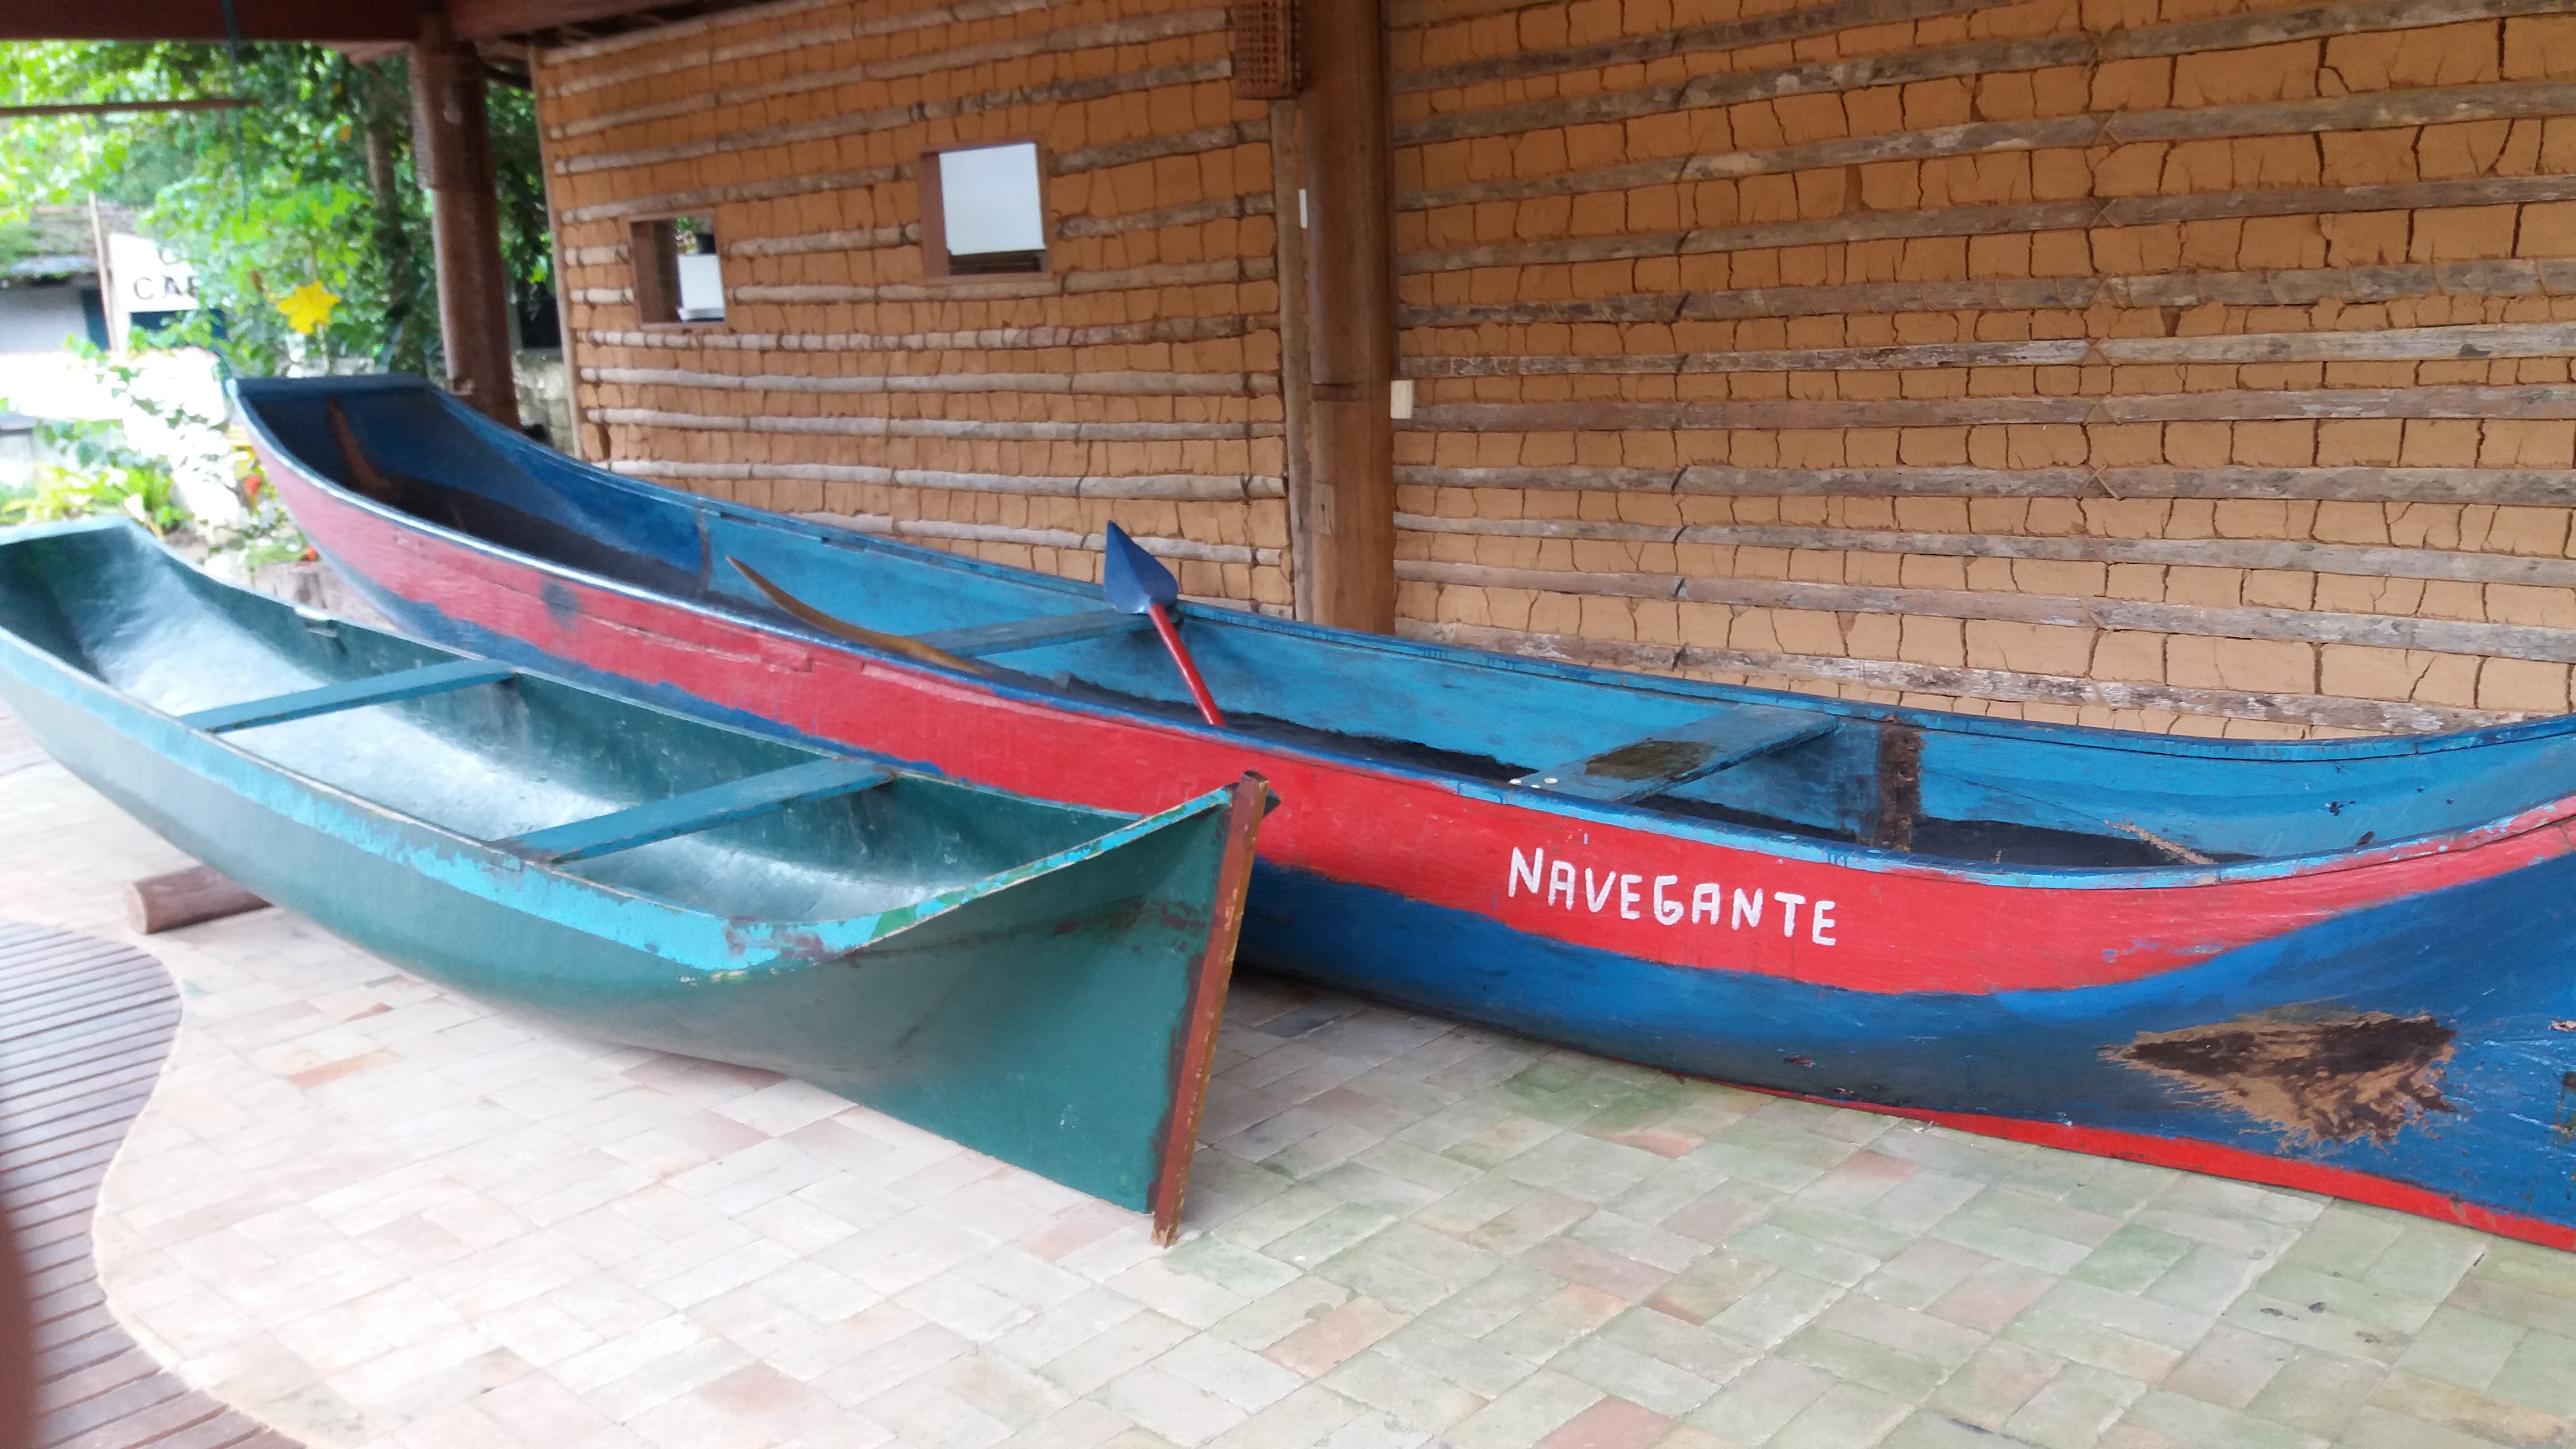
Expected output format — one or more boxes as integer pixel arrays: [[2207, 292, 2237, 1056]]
[[726, 557, 993, 675], [326, 399, 406, 505], [1101, 523, 1225, 728]]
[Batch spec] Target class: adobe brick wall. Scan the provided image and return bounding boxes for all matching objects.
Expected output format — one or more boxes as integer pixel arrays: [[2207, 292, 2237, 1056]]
[[532, 0, 1292, 612], [1389, 0, 2576, 735], [537, 0, 2576, 734]]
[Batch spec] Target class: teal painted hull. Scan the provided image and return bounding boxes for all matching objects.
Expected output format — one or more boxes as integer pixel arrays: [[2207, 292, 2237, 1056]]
[[0, 519, 1264, 1229]]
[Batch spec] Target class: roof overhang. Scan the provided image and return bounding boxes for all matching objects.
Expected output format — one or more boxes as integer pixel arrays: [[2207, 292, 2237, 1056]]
[[0, 0, 765, 44]]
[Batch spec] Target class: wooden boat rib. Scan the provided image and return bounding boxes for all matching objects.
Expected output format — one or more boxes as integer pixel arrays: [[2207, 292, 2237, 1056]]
[[242, 374, 2576, 1248], [0, 517, 1267, 1241]]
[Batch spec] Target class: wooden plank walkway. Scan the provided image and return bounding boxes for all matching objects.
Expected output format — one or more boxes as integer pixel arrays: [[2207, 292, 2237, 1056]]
[[0, 916, 298, 1449]]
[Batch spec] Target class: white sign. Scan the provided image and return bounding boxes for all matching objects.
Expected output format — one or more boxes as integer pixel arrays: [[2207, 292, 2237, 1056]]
[[938, 142, 1046, 257], [105, 233, 197, 351]]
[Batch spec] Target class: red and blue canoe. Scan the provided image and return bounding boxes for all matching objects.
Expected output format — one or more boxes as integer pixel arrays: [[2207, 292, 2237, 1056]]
[[242, 373, 2576, 1248]]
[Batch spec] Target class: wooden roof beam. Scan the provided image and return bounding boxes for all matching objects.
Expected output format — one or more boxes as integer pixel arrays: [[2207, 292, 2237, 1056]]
[[0, 0, 714, 42]]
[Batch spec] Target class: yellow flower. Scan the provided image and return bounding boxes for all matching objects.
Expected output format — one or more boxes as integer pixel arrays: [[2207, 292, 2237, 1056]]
[[278, 281, 341, 336]]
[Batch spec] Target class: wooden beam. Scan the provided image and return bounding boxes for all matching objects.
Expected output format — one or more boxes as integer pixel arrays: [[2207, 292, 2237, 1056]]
[[501, 758, 895, 864], [1407, 617, 2518, 734], [1513, 704, 1833, 803], [1270, 97, 1317, 622], [553, 22, 1228, 150], [412, 10, 520, 426], [179, 660, 514, 734], [450, 0, 706, 40], [913, 610, 1153, 656], [0, 0, 422, 41], [1395, 558, 2576, 667], [0, 0, 745, 42], [588, 407, 1276, 444], [1400, 258, 2576, 328], [125, 866, 266, 934], [620, 459, 1284, 500], [1297, 0, 1397, 633], [1395, 462, 2576, 505], [0, 99, 249, 117], [573, 315, 1248, 353], [1400, 384, 2576, 434]]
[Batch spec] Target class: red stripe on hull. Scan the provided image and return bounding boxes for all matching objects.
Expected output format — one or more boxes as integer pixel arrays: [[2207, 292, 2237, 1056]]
[[268, 460, 2576, 997]]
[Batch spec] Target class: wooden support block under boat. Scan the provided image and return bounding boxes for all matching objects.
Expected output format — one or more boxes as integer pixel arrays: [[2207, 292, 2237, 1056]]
[[1513, 703, 1833, 803], [125, 866, 267, 934], [1873, 723, 1923, 852]]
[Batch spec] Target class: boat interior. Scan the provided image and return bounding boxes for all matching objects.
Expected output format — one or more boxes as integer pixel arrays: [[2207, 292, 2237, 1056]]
[[246, 376, 2576, 872], [0, 524, 1128, 921]]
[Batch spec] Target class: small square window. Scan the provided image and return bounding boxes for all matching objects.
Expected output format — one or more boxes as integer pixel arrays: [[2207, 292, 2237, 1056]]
[[632, 215, 725, 324], [922, 142, 1047, 278]]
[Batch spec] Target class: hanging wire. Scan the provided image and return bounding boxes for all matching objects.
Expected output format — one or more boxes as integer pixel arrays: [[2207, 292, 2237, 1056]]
[[217, 0, 247, 215]]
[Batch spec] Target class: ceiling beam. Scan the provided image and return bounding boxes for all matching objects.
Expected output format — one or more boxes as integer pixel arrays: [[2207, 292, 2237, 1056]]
[[1, 97, 250, 116], [0, 1, 425, 42], [449, 0, 682, 39], [0, 0, 708, 42]]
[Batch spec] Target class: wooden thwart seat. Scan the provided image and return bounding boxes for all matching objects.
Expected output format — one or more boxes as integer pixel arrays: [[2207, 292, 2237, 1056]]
[[1514, 703, 1833, 803], [502, 756, 894, 864], [180, 660, 515, 733], [912, 609, 1149, 658]]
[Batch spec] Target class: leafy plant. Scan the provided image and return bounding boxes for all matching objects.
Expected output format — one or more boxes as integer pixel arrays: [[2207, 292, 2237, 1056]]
[[0, 412, 188, 535], [0, 215, 42, 274], [0, 40, 552, 381], [0, 341, 307, 565]]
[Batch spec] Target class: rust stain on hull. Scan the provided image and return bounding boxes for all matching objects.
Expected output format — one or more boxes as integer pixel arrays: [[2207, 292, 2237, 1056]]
[[2114, 1011, 2457, 1143]]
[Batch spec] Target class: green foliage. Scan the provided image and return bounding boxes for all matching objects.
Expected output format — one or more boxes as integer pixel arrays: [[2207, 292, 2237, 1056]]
[[0, 401, 187, 537], [2, 412, 188, 535], [0, 216, 41, 273], [0, 40, 552, 379], [0, 341, 307, 567], [1, 342, 203, 534]]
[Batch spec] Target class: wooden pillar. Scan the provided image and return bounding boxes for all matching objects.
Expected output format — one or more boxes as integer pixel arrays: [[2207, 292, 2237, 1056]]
[[411, 12, 518, 425], [1296, 0, 1396, 633], [1269, 99, 1317, 622]]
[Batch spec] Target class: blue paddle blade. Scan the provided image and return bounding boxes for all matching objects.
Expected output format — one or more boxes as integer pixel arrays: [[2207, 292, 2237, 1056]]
[[1101, 521, 1178, 614]]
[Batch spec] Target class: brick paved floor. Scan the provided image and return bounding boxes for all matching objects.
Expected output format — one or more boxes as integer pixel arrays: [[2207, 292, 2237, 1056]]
[[4, 750, 2574, 1449]]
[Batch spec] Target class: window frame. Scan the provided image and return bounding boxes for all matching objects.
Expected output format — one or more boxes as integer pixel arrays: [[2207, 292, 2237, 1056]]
[[628, 213, 729, 330], [918, 139, 1053, 282]]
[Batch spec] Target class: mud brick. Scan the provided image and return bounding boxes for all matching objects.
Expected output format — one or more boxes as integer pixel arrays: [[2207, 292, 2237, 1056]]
[[2397, 419, 2482, 469], [1964, 620, 2095, 676], [2503, 16, 2576, 78], [2416, 119, 2515, 181], [2410, 205, 2520, 261], [2519, 202, 2576, 258], [2477, 658, 2570, 713]]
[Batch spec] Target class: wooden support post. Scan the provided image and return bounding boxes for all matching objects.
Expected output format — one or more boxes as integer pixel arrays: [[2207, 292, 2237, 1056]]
[[1873, 724, 1921, 853], [1269, 99, 1317, 622], [126, 866, 267, 935], [1296, 0, 1396, 633], [411, 11, 519, 426]]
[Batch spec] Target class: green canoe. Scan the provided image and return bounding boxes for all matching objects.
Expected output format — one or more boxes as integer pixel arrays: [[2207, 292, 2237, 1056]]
[[0, 518, 1266, 1241]]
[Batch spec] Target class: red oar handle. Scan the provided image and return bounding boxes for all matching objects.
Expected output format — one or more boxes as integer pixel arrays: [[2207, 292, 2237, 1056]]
[[1148, 602, 1226, 728]]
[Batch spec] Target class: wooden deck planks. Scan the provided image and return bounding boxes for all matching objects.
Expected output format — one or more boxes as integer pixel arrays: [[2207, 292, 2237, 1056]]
[[0, 919, 296, 1449]]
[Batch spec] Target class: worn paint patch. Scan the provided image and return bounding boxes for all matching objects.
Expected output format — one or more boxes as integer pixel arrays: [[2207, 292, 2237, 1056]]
[[2114, 1012, 2456, 1143]]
